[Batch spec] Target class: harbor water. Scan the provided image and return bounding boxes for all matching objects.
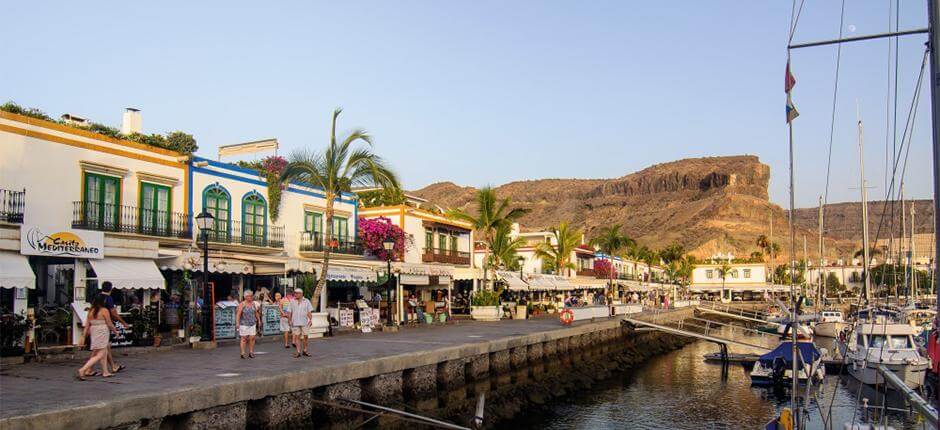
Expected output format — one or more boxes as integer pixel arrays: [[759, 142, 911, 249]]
[[509, 329, 929, 430]]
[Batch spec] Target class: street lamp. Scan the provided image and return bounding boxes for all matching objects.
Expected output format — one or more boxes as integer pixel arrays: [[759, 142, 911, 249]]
[[383, 237, 396, 326], [195, 211, 215, 340]]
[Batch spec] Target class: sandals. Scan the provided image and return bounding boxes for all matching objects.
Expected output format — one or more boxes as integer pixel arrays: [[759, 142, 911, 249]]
[[294, 353, 301, 358], [240, 354, 246, 359], [75, 370, 86, 381], [248, 353, 255, 359], [113, 365, 126, 374], [302, 351, 311, 357]]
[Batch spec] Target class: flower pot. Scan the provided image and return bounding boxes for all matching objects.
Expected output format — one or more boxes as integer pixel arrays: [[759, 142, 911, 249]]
[[470, 306, 500, 321]]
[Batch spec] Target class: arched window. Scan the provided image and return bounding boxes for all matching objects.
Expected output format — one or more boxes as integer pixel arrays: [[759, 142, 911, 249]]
[[242, 192, 267, 245], [202, 184, 231, 240]]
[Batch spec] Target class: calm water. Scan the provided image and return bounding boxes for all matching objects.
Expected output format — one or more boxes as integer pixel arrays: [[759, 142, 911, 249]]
[[514, 332, 931, 430]]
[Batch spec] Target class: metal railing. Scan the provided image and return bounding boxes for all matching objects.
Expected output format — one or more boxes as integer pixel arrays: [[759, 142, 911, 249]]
[[421, 247, 471, 264], [198, 222, 284, 248], [299, 231, 363, 255], [72, 201, 191, 238], [1, 188, 25, 223]]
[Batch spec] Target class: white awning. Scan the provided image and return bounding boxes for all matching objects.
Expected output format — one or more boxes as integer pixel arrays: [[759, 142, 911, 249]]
[[286, 258, 317, 273], [325, 265, 377, 283], [89, 258, 165, 290], [452, 267, 482, 280], [496, 270, 528, 291], [525, 274, 556, 291], [157, 253, 254, 274], [400, 274, 430, 285], [0, 252, 35, 289], [574, 277, 609, 289], [549, 275, 577, 291], [394, 262, 454, 277]]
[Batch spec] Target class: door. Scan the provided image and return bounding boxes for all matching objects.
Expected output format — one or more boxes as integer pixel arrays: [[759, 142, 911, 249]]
[[83, 173, 121, 230], [140, 182, 171, 235]]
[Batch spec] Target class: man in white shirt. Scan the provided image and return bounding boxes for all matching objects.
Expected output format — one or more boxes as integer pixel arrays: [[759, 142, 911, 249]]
[[286, 288, 314, 358]]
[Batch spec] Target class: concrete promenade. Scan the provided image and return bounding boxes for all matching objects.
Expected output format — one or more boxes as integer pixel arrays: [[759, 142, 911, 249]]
[[0, 312, 687, 430]]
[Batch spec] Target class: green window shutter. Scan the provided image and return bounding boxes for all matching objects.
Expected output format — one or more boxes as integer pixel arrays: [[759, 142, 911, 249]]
[[83, 172, 121, 229], [425, 231, 433, 250]]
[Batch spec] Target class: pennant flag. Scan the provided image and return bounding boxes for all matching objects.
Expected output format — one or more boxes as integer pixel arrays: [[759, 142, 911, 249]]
[[786, 93, 799, 123], [785, 60, 796, 93]]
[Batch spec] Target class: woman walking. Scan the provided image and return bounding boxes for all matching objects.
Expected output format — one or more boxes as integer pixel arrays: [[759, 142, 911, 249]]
[[275, 292, 291, 348], [76, 294, 117, 380], [235, 290, 260, 359]]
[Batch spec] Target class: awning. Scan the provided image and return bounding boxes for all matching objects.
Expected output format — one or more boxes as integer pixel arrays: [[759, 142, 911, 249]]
[[286, 258, 317, 273], [525, 274, 556, 291], [157, 253, 254, 274], [395, 262, 454, 277], [325, 265, 377, 283], [452, 267, 483, 281], [549, 275, 576, 291], [0, 252, 35, 289], [89, 257, 165, 290], [400, 274, 430, 285], [496, 270, 528, 291], [574, 277, 609, 289]]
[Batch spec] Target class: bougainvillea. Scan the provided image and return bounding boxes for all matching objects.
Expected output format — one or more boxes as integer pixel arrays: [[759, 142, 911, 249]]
[[593, 259, 615, 279], [358, 216, 408, 261], [260, 155, 287, 221]]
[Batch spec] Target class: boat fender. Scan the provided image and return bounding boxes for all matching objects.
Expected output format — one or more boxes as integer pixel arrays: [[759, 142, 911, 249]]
[[559, 309, 574, 325]]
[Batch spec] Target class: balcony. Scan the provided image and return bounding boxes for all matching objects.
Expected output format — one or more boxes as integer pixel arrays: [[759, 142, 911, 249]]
[[422, 247, 471, 265], [299, 232, 364, 255], [1, 188, 25, 223], [198, 221, 284, 248], [576, 268, 597, 277], [72, 201, 191, 239]]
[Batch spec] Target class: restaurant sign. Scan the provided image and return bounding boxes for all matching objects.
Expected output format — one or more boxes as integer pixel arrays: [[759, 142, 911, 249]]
[[21, 225, 104, 259]]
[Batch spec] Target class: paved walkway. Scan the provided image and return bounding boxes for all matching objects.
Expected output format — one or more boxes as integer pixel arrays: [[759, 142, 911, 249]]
[[0, 316, 596, 422]]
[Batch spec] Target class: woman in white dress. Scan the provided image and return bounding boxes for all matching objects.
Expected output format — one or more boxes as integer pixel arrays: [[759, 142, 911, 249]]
[[76, 293, 117, 380]]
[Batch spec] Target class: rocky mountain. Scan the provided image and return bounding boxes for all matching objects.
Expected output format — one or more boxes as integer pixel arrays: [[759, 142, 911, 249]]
[[413, 156, 799, 258], [789, 200, 934, 244], [412, 155, 934, 260]]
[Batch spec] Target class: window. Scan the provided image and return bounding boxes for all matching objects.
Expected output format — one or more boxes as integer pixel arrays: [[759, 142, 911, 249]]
[[203, 185, 231, 239], [140, 182, 171, 233], [706, 269, 714, 279], [83, 172, 121, 229], [857, 334, 866, 347], [743, 269, 751, 278], [425, 231, 433, 251], [332, 216, 348, 243], [889, 335, 913, 349], [868, 335, 887, 348], [438, 232, 448, 251], [730, 270, 739, 278], [450, 235, 458, 254], [304, 211, 322, 235], [242, 193, 267, 245]]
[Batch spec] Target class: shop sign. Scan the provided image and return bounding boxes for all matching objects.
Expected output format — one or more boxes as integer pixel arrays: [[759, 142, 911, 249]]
[[21, 225, 104, 259]]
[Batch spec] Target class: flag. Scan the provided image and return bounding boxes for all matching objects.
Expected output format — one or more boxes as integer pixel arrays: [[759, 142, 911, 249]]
[[786, 93, 799, 123], [785, 60, 796, 93]]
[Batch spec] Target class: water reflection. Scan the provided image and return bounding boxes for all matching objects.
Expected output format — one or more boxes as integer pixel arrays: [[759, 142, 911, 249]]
[[513, 328, 927, 430]]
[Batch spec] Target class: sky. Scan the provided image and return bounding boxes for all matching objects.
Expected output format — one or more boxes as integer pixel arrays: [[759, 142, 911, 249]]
[[2, 1, 934, 208]]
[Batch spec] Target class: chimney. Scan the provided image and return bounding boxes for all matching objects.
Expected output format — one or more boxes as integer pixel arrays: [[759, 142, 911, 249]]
[[121, 108, 142, 135]]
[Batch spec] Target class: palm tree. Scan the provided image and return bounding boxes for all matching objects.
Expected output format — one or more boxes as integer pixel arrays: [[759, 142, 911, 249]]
[[717, 262, 732, 301], [749, 251, 764, 263], [533, 222, 582, 277], [447, 187, 529, 289], [488, 223, 525, 271], [590, 224, 635, 298], [279, 108, 399, 309], [638, 246, 657, 284]]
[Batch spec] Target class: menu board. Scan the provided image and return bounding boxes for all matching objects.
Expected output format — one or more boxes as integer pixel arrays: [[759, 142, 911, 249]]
[[359, 307, 373, 333], [339, 308, 354, 327], [262, 305, 282, 336], [111, 321, 133, 347], [214, 306, 236, 339]]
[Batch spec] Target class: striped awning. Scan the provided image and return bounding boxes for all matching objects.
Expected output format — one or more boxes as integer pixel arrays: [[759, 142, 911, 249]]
[[496, 270, 528, 291]]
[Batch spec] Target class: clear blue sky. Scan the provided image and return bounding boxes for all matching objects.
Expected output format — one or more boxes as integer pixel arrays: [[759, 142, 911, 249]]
[[2, 1, 934, 208]]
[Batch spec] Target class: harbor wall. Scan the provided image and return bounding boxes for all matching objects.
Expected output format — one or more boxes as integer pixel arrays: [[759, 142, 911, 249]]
[[6, 309, 695, 430]]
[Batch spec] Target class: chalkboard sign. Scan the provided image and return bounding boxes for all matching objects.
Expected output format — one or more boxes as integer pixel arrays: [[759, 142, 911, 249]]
[[262, 305, 282, 336], [111, 322, 132, 347], [359, 307, 373, 333], [215, 306, 236, 339]]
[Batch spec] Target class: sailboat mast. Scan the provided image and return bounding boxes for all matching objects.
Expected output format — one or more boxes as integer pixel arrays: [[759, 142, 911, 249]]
[[925, 0, 940, 419], [911, 203, 917, 302], [787, 81, 799, 427], [818, 196, 825, 306], [858, 103, 873, 304], [902, 186, 908, 302]]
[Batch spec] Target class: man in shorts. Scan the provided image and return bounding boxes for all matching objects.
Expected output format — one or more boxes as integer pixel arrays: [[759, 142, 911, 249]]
[[286, 288, 313, 358], [100, 282, 127, 374]]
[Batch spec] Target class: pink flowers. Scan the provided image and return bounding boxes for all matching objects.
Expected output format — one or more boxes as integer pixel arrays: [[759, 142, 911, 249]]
[[593, 259, 615, 278], [358, 217, 408, 260], [261, 155, 287, 176]]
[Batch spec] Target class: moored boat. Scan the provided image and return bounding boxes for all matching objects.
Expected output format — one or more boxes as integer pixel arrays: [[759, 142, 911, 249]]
[[844, 322, 928, 390], [750, 341, 825, 386]]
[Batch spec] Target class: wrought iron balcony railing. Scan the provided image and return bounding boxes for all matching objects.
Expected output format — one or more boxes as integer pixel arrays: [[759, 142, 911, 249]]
[[421, 247, 471, 265], [1, 188, 25, 223], [72, 201, 191, 239], [299, 231, 364, 255], [197, 221, 284, 249]]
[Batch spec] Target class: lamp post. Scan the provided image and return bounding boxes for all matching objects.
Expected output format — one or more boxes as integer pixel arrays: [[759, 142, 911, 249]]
[[383, 237, 396, 326], [195, 211, 215, 340]]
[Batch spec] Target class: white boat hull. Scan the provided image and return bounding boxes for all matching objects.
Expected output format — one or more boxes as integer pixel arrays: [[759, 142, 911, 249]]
[[848, 360, 928, 390], [814, 321, 850, 338]]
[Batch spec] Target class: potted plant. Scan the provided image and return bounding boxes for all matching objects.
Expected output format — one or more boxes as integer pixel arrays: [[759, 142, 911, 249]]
[[0, 311, 31, 358], [470, 289, 501, 321]]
